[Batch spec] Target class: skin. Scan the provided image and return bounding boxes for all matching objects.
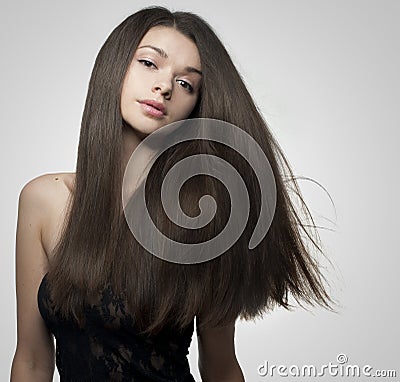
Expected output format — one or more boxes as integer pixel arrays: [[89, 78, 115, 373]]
[[10, 26, 244, 382], [121, 25, 202, 169]]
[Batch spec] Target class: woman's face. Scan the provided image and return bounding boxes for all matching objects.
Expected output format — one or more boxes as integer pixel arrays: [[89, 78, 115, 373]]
[[120, 26, 202, 139]]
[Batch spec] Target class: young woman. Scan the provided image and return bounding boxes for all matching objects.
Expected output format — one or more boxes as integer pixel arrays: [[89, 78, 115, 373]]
[[10, 6, 336, 382]]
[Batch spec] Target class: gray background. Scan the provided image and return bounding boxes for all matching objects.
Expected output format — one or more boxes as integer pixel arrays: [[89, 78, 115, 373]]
[[1, 0, 399, 380]]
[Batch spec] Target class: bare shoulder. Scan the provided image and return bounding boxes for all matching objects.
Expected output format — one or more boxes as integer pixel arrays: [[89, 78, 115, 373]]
[[21, 172, 74, 198], [18, 173, 60, 234], [11, 173, 75, 376], [19, 172, 75, 258]]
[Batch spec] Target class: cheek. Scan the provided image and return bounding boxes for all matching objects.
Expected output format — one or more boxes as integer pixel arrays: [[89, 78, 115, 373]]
[[121, 80, 133, 106], [175, 96, 198, 118], [121, 67, 145, 99]]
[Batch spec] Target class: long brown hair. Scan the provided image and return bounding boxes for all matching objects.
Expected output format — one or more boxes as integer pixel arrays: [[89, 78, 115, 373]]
[[47, 5, 338, 336]]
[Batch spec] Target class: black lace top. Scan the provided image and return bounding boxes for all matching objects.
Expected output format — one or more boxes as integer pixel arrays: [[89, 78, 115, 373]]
[[37, 273, 196, 381]]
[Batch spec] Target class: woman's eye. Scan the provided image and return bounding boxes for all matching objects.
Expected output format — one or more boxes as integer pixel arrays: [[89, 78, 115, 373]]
[[177, 80, 193, 93], [138, 59, 156, 68]]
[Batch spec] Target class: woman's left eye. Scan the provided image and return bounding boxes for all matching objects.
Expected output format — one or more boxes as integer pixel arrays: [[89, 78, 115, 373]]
[[177, 79, 193, 93]]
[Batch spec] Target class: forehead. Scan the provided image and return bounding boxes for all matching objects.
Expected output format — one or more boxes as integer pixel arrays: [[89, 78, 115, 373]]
[[137, 26, 201, 68]]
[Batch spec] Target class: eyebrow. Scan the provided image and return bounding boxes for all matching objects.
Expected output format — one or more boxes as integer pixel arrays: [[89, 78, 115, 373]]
[[137, 45, 202, 76]]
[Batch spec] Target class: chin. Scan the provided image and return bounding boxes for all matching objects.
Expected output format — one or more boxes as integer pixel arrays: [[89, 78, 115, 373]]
[[133, 124, 161, 140]]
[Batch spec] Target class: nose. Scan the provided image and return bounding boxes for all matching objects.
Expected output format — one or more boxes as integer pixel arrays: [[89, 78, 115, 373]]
[[152, 76, 172, 99]]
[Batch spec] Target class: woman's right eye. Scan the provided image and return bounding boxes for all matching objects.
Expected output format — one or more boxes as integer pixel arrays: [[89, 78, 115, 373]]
[[138, 59, 156, 68]]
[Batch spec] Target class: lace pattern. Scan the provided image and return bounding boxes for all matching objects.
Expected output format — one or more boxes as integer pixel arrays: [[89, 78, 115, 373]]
[[37, 273, 196, 381]]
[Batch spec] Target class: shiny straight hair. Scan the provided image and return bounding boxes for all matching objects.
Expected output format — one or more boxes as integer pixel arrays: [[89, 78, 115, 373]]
[[46, 5, 337, 336]]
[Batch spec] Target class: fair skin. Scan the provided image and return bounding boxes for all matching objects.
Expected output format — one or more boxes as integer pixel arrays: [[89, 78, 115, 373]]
[[121, 25, 202, 169], [11, 26, 244, 382]]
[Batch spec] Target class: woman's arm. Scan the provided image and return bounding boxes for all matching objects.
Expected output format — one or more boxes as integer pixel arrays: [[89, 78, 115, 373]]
[[196, 317, 245, 382], [10, 177, 55, 381]]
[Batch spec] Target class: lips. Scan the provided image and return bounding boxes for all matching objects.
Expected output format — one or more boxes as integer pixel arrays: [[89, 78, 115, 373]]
[[139, 99, 166, 115]]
